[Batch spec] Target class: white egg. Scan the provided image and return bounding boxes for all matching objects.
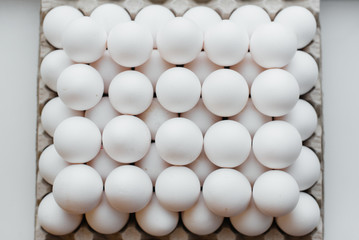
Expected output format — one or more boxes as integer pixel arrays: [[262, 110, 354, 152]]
[[137, 98, 177, 140], [108, 70, 153, 115], [102, 115, 151, 163], [182, 194, 224, 235], [105, 165, 152, 213], [53, 116, 101, 163], [90, 4, 131, 35], [136, 193, 179, 237], [85, 97, 120, 132], [38, 144, 71, 185], [283, 146, 321, 191], [136, 50, 174, 89], [40, 50, 73, 92], [157, 17, 203, 65], [180, 98, 221, 135], [284, 51, 319, 95], [228, 98, 271, 137], [253, 170, 299, 217], [276, 99, 318, 141], [57, 64, 104, 111], [253, 121, 302, 169], [203, 169, 251, 217], [251, 69, 299, 117], [250, 22, 297, 68], [87, 149, 123, 183], [155, 166, 200, 212], [229, 5, 271, 38], [156, 67, 201, 113], [135, 5, 175, 49], [62, 16, 107, 63], [235, 150, 269, 186], [155, 118, 203, 165], [53, 164, 103, 214], [230, 52, 264, 90], [204, 20, 248, 66], [275, 6, 317, 49], [41, 97, 83, 137], [183, 6, 222, 33], [135, 143, 171, 185], [38, 193, 83, 236], [43, 6, 83, 48], [90, 50, 129, 94], [85, 193, 129, 234], [204, 120, 251, 168], [186, 151, 218, 186], [202, 69, 249, 117], [230, 198, 273, 236], [108, 21, 153, 68], [276, 192, 320, 236]]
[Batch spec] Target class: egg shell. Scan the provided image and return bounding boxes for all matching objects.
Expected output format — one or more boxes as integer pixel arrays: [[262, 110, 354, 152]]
[[183, 6, 222, 33], [186, 151, 218, 186]]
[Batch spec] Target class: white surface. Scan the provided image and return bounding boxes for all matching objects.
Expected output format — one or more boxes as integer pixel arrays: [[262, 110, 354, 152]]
[[0, 0, 358, 239]]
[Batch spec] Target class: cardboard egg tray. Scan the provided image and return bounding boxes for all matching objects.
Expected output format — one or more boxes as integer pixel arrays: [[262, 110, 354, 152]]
[[36, 0, 322, 239]]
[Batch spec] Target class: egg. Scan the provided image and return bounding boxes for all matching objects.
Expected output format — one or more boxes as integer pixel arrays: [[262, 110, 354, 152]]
[[135, 5, 175, 49], [85, 193, 129, 234], [90, 4, 131, 35], [105, 165, 152, 213], [228, 98, 272, 137], [253, 120, 302, 169], [180, 98, 222, 135], [135, 143, 171, 185], [38, 193, 83, 236], [275, 6, 317, 49], [253, 170, 299, 217], [155, 166, 200, 212], [283, 146, 321, 191], [155, 118, 203, 165], [62, 16, 107, 63], [57, 64, 104, 111], [85, 97, 120, 132], [182, 193, 224, 235], [53, 164, 103, 214], [284, 51, 319, 95], [156, 67, 201, 113], [204, 20, 248, 66], [276, 192, 320, 236], [251, 69, 299, 117], [43, 5, 83, 48], [276, 99, 318, 141], [229, 5, 271, 38], [102, 115, 151, 163], [136, 50, 174, 89], [38, 144, 71, 185], [183, 6, 222, 33], [202, 69, 249, 117], [87, 149, 123, 183], [250, 22, 297, 68], [156, 17, 203, 64], [136, 193, 179, 236], [204, 120, 251, 168], [230, 198, 273, 236], [40, 50, 73, 92], [90, 50, 129, 94], [203, 169, 251, 217], [186, 151, 218, 186], [108, 70, 153, 115], [137, 98, 177, 140], [108, 21, 153, 67], [53, 116, 101, 163], [41, 97, 83, 137]]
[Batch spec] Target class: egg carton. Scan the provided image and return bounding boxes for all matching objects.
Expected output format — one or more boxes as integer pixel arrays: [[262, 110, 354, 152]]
[[36, 0, 322, 239]]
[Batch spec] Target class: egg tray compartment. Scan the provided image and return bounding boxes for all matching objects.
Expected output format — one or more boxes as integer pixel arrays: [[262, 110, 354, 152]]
[[36, 0, 322, 239]]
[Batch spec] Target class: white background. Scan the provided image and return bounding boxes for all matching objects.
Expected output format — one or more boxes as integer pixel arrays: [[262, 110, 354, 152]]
[[0, 0, 358, 239]]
